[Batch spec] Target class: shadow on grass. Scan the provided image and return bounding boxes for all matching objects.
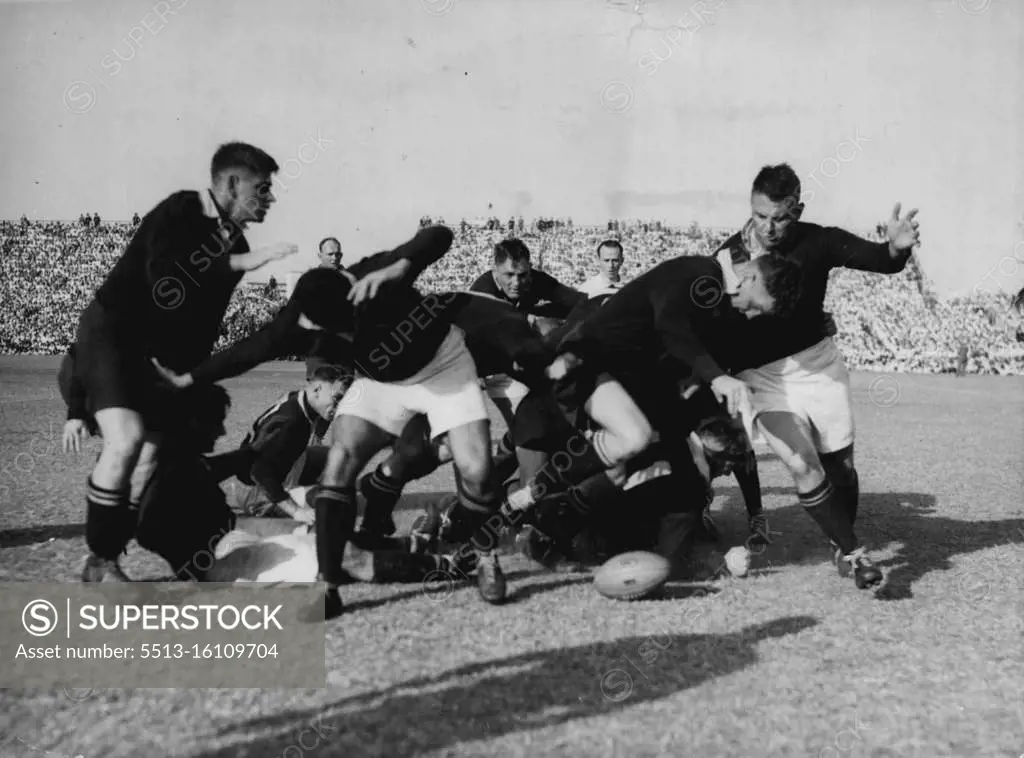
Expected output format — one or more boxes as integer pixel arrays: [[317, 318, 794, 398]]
[[0, 522, 86, 548], [713, 486, 1024, 600], [192, 615, 818, 757]]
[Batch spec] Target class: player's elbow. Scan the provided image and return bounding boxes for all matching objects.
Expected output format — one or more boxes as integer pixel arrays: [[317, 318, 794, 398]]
[[422, 225, 454, 252]]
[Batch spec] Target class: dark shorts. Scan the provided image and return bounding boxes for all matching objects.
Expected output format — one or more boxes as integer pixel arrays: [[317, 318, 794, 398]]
[[553, 359, 707, 440], [75, 303, 175, 430], [511, 389, 580, 453]]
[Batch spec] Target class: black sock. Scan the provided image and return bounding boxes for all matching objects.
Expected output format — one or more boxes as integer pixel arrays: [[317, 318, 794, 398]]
[[799, 480, 858, 554], [313, 486, 357, 587], [359, 466, 404, 529], [450, 489, 501, 554], [85, 478, 134, 560], [833, 469, 859, 525]]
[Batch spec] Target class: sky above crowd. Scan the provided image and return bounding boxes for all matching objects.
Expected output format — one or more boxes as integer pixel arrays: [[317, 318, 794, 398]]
[[1, 0, 1021, 297]]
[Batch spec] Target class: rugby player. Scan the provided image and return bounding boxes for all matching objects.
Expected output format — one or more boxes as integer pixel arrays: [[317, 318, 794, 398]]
[[509, 250, 802, 540], [152, 226, 513, 619], [468, 238, 585, 428], [353, 290, 557, 546], [717, 163, 921, 589], [67, 142, 297, 582], [210, 358, 351, 521]]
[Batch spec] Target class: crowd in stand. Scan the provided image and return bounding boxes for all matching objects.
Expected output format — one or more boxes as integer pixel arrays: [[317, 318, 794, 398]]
[[2, 218, 1022, 375]]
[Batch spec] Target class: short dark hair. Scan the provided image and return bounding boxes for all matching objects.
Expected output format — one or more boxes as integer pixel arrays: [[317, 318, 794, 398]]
[[696, 415, 748, 463], [210, 142, 279, 180], [319, 237, 341, 253], [596, 239, 624, 257], [308, 362, 350, 383], [165, 383, 231, 442], [1013, 286, 1024, 314], [291, 268, 353, 332], [753, 254, 803, 319], [751, 163, 801, 203], [494, 238, 531, 266]]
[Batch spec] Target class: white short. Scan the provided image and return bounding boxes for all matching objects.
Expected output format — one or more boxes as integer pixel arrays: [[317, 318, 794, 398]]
[[738, 337, 854, 454], [335, 326, 490, 438], [483, 373, 531, 414]]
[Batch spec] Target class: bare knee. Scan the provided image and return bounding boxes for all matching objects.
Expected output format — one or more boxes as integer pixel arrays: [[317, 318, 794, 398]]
[[321, 442, 362, 486], [785, 453, 825, 491], [457, 453, 492, 498], [101, 426, 145, 464], [614, 416, 654, 461]]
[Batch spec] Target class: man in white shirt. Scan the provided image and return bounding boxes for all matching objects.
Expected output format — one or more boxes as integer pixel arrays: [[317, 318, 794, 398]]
[[579, 239, 625, 297]]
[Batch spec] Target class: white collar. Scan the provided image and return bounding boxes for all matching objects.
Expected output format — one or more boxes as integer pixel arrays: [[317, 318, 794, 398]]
[[716, 248, 741, 295], [199, 189, 221, 219]]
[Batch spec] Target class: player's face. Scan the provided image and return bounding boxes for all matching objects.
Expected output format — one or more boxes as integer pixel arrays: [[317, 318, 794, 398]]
[[319, 241, 343, 269], [308, 379, 346, 418], [730, 269, 776, 319], [494, 259, 532, 300], [228, 169, 276, 226], [598, 245, 624, 282], [750, 193, 800, 250]]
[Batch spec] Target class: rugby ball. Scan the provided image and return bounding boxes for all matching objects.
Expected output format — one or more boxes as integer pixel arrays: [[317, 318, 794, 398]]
[[593, 551, 671, 601]]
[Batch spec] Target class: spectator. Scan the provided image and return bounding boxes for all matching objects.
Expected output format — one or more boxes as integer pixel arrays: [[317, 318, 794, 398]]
[[579, 239, 625, 297], [317, 236, 345, 271]]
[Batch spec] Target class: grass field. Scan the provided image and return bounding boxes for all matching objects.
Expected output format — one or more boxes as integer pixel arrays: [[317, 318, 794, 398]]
[[1, 356, 1023, 758]]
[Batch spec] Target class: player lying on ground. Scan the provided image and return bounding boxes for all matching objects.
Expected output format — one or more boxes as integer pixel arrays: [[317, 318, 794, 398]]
[[503, 377, 761, 572], [152, 226, 513, 619], [65, 141, 298, 583], [207, 357, 351, 522], [503, 251, 801, 557], [715, 163, 921, 589]]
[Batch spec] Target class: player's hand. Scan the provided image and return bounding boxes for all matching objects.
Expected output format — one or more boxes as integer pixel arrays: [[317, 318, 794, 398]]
[[347, 260, 412, 306], [62, 419, 90, 454], [150, 358, 194, 390], [710, 375, 752, 418], [885, 203, 920, 253], [545, 352, 581, 381]]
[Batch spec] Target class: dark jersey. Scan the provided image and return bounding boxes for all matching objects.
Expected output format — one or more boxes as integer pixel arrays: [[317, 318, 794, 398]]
[[83, 190, 250, 372], [189, 226, 455, 384], [717, 221, 911, 369], [444, 291, 556, 385], [239, 390, 330, 504], [557, 256, 746, 384], [469, 269, 585, 318]]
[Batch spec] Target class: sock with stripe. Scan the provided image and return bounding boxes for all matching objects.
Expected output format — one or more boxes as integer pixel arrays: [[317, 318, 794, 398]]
[[85, 477, 134, 561], [549, 430, 616, 488], [358, 465, 404, 532], [313, 485, 358, 588], [799, 479, 858, 554]]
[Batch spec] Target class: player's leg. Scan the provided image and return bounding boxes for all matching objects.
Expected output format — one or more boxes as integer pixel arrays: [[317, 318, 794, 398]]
[[443, 418, 508, 602], [418, 328, 507, 604], [756, 411, 880, 589], [357, 414, 438, 544], [311, 414, 395, 618], [84, 407, 146, 581], [819, 445, 858, 524]]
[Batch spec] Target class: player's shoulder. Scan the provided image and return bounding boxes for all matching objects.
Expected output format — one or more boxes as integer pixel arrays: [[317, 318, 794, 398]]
[[651, 254, 720, 278], [468, 271, 496, 293], [147, 190, 204, 222]]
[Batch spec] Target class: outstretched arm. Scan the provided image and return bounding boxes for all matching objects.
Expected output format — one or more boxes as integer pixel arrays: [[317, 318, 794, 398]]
[[827, 203, 921, 274]]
